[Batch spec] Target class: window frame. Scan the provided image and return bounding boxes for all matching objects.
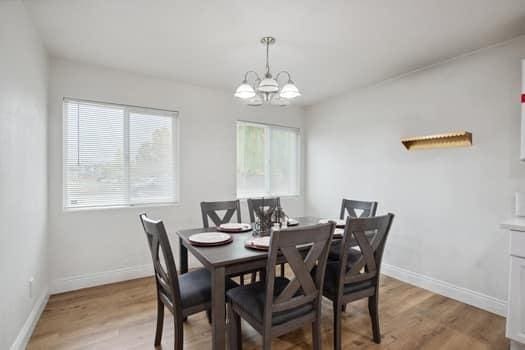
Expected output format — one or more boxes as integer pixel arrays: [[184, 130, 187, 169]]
[[62, 97, 180, 211], [235, 120, 301, 199]]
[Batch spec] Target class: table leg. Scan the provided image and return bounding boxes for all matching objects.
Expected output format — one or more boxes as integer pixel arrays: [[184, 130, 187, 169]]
[[211, 267, 226, 350], [179, 238, 188, 274]]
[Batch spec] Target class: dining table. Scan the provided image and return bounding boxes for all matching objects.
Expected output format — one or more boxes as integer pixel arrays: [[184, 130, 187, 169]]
[[176, 216, 322, 350]]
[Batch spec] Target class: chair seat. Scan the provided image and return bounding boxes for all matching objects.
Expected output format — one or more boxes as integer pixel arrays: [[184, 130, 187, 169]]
[[328, 240, 343, 261], [226, 277, 314, 326], [328, 243, 362, 263], [322, 261, 375, 297], [179, 268, 238, 309]]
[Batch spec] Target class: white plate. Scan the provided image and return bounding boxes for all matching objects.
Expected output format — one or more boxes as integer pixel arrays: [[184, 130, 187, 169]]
[[218, 223, 252, 232], [333, 228, 345, 238], [189, 232, 232, 245], [287, 218, 299, 226], [318, 218, 346, 227], [245, 236, 271, 250]]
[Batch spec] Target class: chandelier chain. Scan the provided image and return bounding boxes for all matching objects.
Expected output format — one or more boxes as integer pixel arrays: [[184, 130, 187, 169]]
[[265, 40, 270, 76]]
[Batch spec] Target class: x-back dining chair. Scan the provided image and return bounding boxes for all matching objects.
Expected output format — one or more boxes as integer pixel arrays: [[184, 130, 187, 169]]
[[227, 222, 335, 350], [200, 200, 254, 285], [330, 198, 378, 262], [201, 200, 242, 228], [339, 198, 378, 220], [246, 197, 281, 223], [323, 214, 394, 350], [246, 197, 285, 279], [140, 214, 218, 350]]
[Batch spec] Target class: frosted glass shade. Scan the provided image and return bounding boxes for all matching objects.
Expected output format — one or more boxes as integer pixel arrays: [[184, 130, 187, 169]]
[[246, 95, 263, 106], [258, 78, 279, 93], [270, 96, 291, 106], [280, 82, 301, 99], [234, 82, 256, 99]]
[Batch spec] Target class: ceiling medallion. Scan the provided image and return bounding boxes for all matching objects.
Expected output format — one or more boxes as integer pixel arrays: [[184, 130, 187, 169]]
[[234, 37, 301, 107]]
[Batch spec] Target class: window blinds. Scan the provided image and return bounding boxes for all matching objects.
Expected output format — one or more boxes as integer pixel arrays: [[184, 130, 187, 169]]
[[63, 99, 177, 209]]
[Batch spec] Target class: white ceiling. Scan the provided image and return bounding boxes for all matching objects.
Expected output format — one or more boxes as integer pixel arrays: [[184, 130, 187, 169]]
[[24, 0, 525, 106]]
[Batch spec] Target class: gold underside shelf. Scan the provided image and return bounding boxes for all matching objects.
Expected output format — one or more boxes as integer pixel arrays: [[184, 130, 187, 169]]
[[401, 131, 472, 150]]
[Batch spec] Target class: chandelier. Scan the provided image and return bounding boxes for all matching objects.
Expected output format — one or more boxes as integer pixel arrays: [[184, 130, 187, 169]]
[[234, 37, 301, 107]]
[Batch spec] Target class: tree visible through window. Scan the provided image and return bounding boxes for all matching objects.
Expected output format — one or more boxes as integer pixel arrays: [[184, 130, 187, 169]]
[[63, 99, 178, 209], [236, 121, 300, 198]]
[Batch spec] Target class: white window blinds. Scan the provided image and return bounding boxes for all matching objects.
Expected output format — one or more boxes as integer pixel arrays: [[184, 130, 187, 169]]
[[63, 99, 178, 209], [236, 121, 300, 198]]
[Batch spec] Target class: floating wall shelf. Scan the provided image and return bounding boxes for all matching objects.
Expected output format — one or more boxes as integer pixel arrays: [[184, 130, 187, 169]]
[[401, 131, 472, 150]]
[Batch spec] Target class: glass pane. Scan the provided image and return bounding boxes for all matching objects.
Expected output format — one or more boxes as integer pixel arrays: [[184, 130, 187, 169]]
[[270, 128, 299, 195], [237, 123, 266, 197], [64, 102, 126, 208], [129, 111, 176, 204]]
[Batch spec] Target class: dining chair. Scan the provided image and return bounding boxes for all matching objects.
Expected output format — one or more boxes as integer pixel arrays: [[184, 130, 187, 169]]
[[322, 214, 394, 350], [139, 213, 236, 350], [201, 200, 242, 228], [246, 197, 286, 280], [227, 222, 335, 350], [247, 197, 281, 223], [330, 198, 378, 262], [200, 200, 253, 285], [340, 198, 377, 220]]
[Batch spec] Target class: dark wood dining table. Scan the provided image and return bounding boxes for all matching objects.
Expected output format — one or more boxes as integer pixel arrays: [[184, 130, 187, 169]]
[[176, 216, 321, 350]]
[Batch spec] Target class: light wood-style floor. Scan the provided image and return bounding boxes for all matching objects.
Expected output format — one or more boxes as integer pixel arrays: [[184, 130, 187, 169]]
[[28, 275, 508, 350]]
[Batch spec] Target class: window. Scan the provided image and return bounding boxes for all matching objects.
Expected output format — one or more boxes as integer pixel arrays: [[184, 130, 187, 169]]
[[63, 98, 178, 209], [236, 121, 300, 198]]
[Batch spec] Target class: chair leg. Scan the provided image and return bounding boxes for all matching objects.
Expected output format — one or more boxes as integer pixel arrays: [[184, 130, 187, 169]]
[[262, 333, 272, 350], [333, 302, 342, 350], [312, 317, 322, 350], [250, 271, 257, 283], [206, 309, 212, 324], [368, 294, 381, 344], [240, 274, 245, 286], [341, 304, 347, 313], [154, 300, 164, 347], [260, 269, 266, 282], [228, 303, 242, 350], [280, 263, 285, 277], [174, 317, 184, 350]]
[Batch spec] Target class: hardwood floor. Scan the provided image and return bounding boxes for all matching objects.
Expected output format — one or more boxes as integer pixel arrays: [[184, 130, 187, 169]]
[[28, 275, 508, 350]]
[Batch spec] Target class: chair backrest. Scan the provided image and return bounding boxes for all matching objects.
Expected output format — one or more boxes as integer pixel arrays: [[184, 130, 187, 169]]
[[263, 222, 335, 328], [247, 197, 281, 223], [339, 198, 378, 220], [200, 200, 242, 228], [139, 213, 182, 316], [337, 214, 394, 289]]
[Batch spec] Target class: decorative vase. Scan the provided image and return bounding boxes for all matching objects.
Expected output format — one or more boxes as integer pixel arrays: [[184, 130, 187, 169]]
[[272, 207, 288, 229], [253, 204, 275, 237]]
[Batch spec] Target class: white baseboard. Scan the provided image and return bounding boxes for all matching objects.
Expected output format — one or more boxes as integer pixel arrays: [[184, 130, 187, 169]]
[[511, 340, 525, 350], [382, 263, 507, 317], [50, 263, 506, 318], [10, 289, 49, 350], [51, 264, 153, 294]]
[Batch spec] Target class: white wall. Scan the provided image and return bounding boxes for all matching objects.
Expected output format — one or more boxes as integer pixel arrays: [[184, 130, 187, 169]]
[[305, 36, 525, 313], [48, 58, 305, 292], [0, 1, 48, 349]]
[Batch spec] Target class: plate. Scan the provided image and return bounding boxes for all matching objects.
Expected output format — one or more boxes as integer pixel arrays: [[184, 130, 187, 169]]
[[333, 228, 345, 238], [287, 218, 299, 226], [218, 223, 252, 233], [245, 236, 271, 250], [189, 232, 233, 246], [318, 218, 346, 228]]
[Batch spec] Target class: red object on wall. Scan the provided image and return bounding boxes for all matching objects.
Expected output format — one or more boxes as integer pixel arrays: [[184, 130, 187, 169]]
[[522, 94, 525, 103]]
